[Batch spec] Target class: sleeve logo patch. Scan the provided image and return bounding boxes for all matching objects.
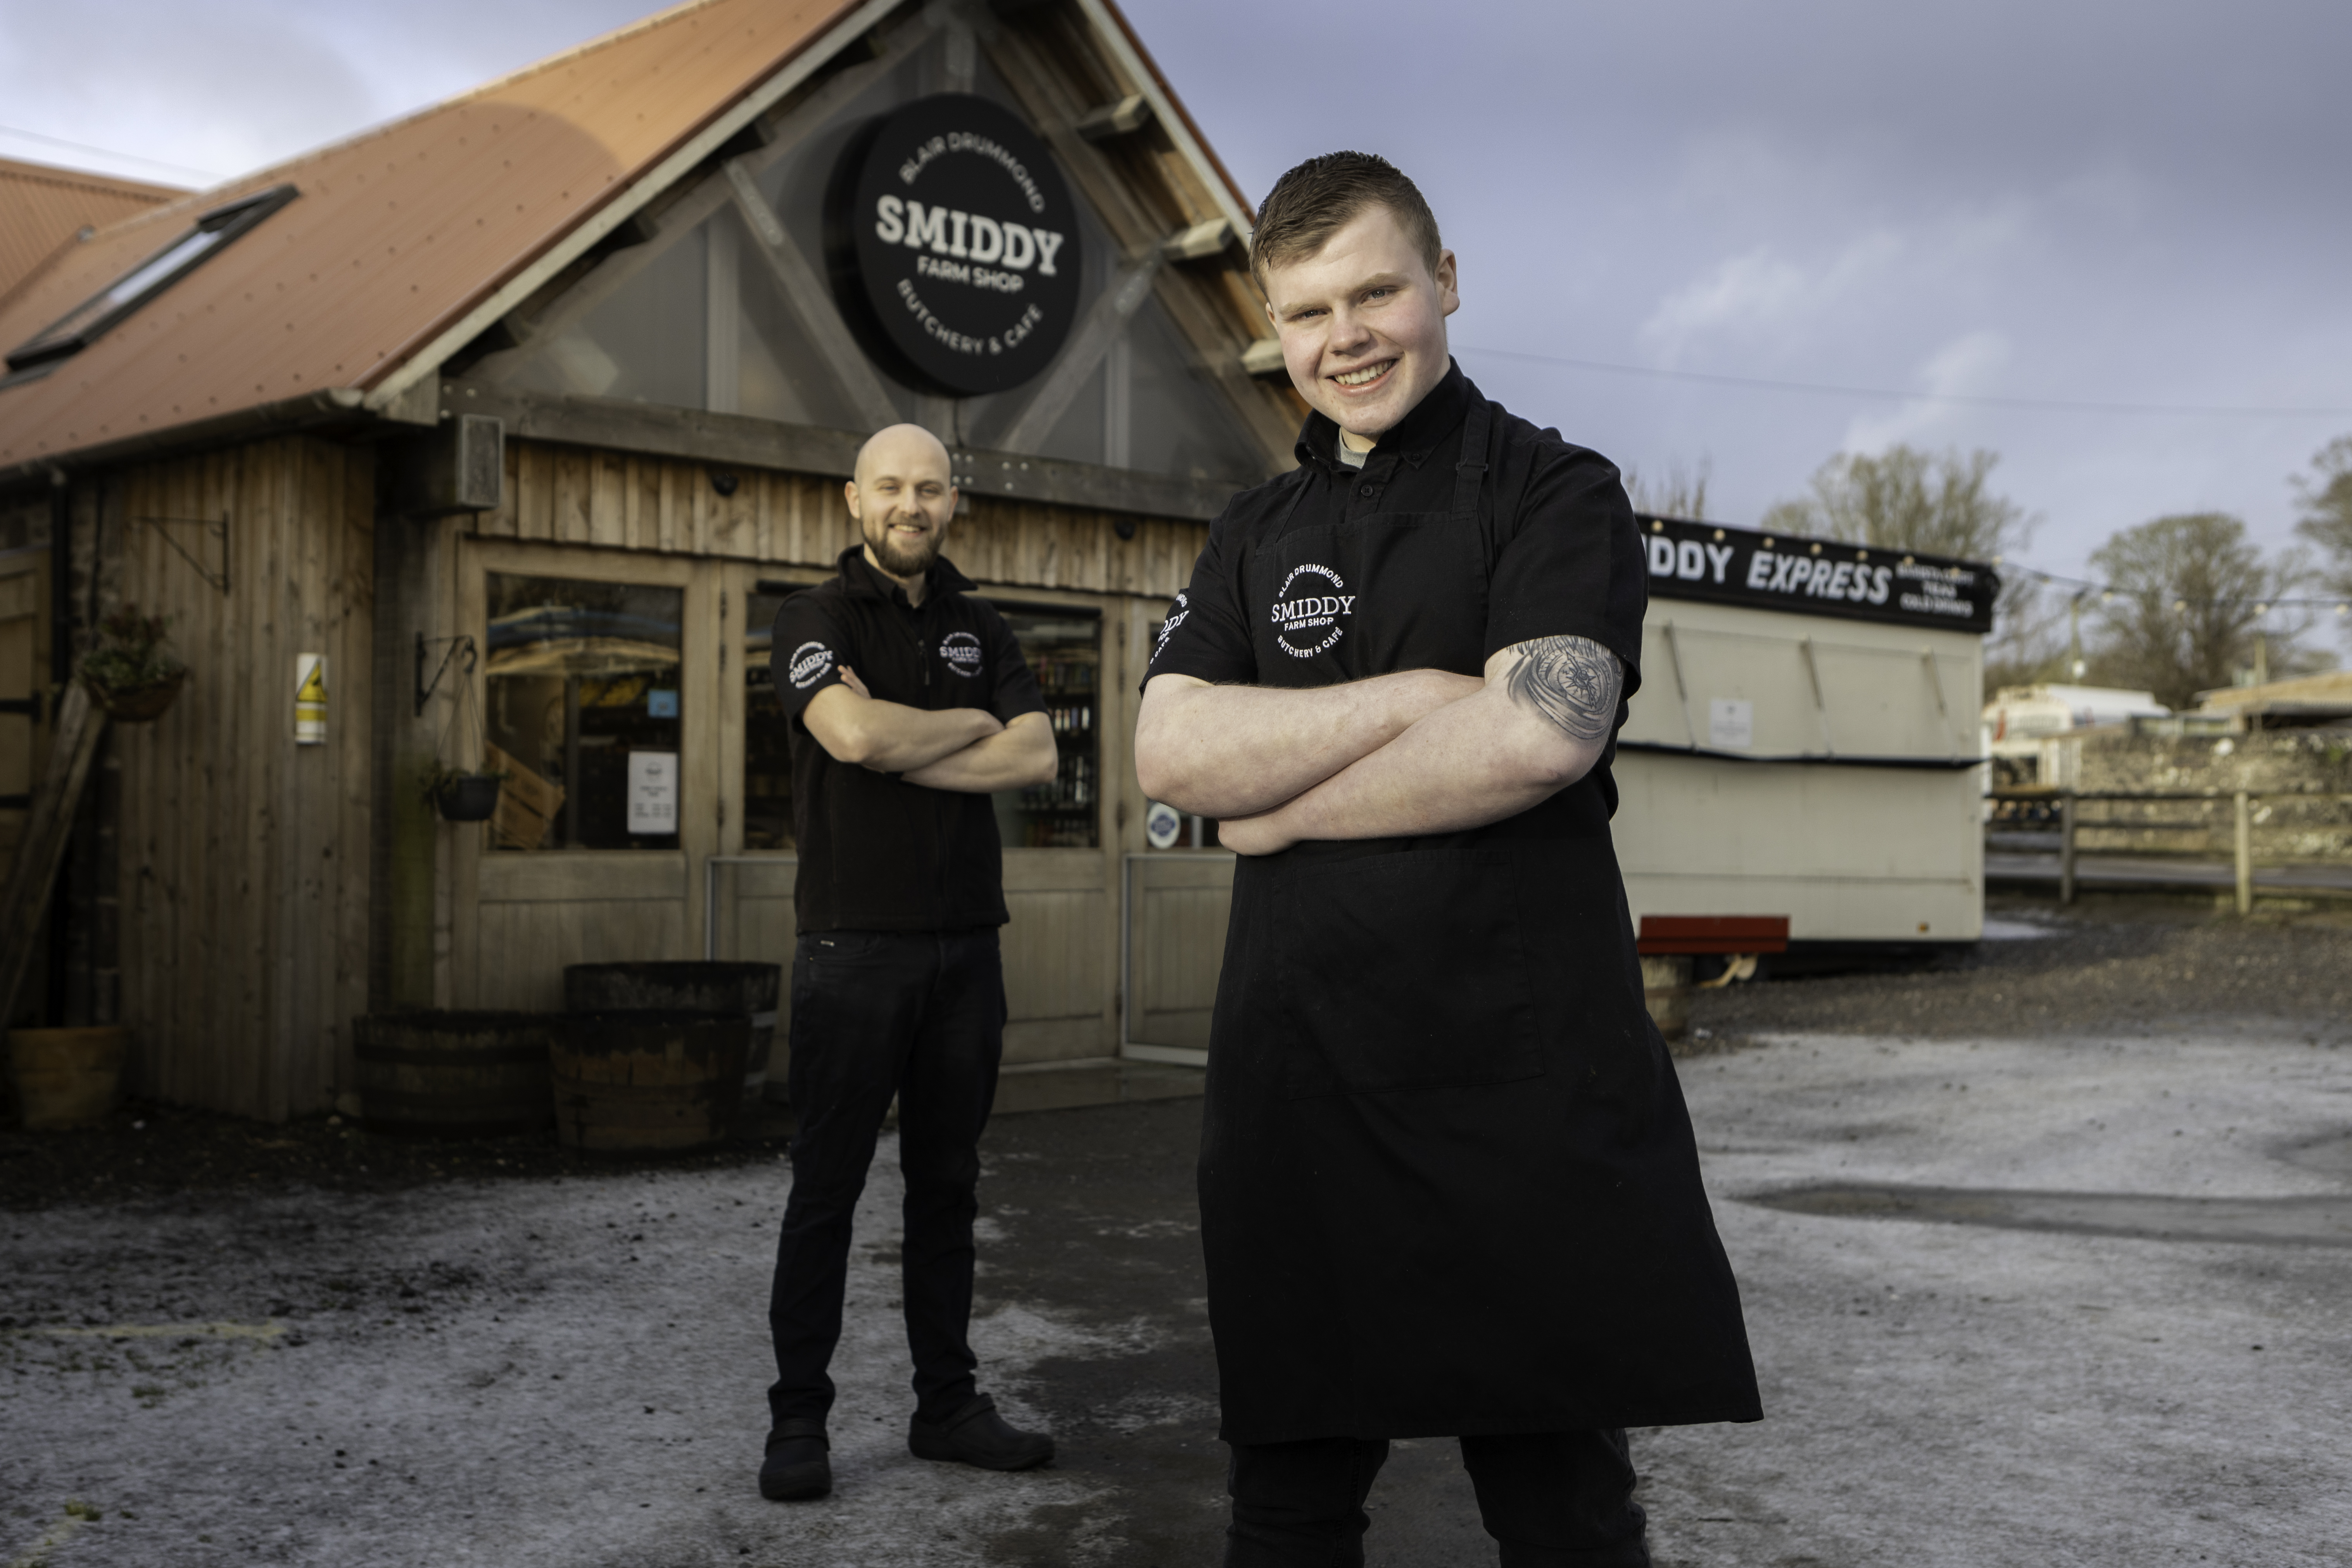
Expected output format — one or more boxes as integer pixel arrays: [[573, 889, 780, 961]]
[[939, 630, 984, 676], [1151, 592, 1190, 664], [1270, 564, 1352, 658], [787, 641, 836, 689]]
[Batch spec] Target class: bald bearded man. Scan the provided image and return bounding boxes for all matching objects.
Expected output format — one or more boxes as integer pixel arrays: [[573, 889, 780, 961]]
[[758, 424, 1061, 1502]]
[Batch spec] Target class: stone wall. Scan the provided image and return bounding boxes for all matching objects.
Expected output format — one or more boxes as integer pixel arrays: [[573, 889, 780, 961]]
[[2069, 729, 2352, 859]]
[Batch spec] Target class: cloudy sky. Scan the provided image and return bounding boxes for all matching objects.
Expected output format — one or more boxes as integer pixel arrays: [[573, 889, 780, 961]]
[[4, 0, 2349, 606]]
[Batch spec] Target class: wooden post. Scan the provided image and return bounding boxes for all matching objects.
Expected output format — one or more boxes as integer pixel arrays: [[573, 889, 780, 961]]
[[2235, 791, 2253, 915], [2058, 789, 2077, 907]]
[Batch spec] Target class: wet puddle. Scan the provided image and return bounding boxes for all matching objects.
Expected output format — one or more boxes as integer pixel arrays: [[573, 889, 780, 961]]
[[1744, 1132, 2352, 1248]]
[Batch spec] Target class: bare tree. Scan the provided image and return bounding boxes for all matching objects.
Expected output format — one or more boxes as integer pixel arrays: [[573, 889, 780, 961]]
[[2086, 513, 2312, 709], [1624, 456, 1712, 521], [1762, 445, 2040, 696], [2294, 435, 2352, 650], [1761, 445, 2029, 560]]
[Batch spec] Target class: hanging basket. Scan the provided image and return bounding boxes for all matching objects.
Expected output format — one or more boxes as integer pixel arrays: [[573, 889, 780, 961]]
[[435, 774, 503, 821], [83, 670, 187, 723]]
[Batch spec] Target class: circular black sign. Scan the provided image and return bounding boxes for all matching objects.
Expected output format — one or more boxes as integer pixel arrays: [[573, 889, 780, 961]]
[[827, 93, 1083, 397]]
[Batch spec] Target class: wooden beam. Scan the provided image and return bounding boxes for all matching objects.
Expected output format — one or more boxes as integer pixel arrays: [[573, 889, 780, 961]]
[[991, 247, 1165, 454], [0, 681, 105, 1031], [1076, 94, 1153, 142], [1163, 218, 1236, 263], [977, 19, 1299, 469], [724, 161, 906, 433], [440, 382, 1249, 522]]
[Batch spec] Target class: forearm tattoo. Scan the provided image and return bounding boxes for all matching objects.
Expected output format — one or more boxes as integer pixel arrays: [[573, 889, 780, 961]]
[[1503, 635, 1623, 744]]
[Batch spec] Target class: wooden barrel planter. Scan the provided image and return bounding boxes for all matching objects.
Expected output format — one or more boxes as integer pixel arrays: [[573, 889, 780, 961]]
[[6, 1026, 131, 1129], [563, 962, 781, 1105], [550, 1011, 750, 1154], [352, 1011, 558, 1138]]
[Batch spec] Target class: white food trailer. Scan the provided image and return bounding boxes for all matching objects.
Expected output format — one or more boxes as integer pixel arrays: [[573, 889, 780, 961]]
[[1613, 516, 1997, 966]]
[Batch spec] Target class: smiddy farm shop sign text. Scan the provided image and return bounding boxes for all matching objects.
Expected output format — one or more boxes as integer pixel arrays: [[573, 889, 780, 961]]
[[830, 93, 1082, 397]]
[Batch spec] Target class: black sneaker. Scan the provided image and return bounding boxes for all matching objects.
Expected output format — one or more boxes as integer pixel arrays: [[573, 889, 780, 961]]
[[908, 1394, 1054, 1471], [758, 1420, 831, 1501]]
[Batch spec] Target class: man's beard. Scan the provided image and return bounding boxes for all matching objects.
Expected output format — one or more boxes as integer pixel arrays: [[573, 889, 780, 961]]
[[866, 517, 941, 578]]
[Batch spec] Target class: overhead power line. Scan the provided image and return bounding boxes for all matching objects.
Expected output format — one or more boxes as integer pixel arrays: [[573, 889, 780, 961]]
[[1995, 559, 2349, 616], [1454, 343, 2352, 421], [0, 125, 214, 183]]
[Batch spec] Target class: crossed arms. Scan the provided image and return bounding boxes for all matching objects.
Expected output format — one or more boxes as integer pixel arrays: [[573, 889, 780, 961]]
[[1133, 636, 1623, 855], [803, 666, 1059, 792]]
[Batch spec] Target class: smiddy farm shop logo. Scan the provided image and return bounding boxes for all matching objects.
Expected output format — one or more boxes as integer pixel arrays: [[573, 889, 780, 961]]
[[1271, 564, 1354, 658], [829, 93, 1082, 396]]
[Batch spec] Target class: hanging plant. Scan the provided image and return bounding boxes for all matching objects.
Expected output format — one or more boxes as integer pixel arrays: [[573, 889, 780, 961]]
[[76, 606, 189, 722], [423, 759, 510, 821], [420, 635, 505, 821]]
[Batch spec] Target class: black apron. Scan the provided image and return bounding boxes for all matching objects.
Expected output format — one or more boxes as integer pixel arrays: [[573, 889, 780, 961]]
[[1200, 399, 1762, 1444]]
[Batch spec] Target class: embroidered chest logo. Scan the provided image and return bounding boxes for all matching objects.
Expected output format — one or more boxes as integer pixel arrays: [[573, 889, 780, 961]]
[[787, 641, 836, 690], [1269, 564, 1354, 658], [938, 630, 984, 677], [1152, 592, 1190, 663]]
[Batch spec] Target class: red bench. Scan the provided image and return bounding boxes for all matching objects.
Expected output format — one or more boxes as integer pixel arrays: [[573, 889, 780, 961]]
[[1636, 915, 1790, 956]]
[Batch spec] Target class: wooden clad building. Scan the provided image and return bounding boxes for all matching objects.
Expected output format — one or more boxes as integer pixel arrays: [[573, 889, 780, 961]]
[[0, 0, 1283, 1119]]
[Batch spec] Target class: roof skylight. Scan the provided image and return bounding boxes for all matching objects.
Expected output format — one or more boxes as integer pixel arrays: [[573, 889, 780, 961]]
[[5, 184, 299, 375]]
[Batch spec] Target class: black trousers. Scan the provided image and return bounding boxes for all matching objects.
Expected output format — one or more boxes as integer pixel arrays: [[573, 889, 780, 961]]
[[766, 927, 1004, 1430], [1224, 1430, 1649, 1568]]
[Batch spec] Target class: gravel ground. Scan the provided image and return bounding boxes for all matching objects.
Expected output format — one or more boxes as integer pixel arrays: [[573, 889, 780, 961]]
[[5, 893, 2350, 1565], [1689, 894, 2352, 1047]]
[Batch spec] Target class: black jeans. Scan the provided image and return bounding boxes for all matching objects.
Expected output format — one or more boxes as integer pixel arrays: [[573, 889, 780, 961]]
[[766, 927, 1005, 1430], [1224, 1430, 1649, 1568]]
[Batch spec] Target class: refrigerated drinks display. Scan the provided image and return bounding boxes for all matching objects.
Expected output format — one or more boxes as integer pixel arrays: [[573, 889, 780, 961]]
[[990, 603, 1100, 849]]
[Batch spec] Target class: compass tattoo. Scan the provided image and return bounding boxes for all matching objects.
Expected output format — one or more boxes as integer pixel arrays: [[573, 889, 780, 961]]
[[1503, 635, 1623, 743]]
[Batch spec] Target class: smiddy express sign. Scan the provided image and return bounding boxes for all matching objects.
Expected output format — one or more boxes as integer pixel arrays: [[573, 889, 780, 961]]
[[1637, 515, 1997, 635], [829, 93, 1082, 397]]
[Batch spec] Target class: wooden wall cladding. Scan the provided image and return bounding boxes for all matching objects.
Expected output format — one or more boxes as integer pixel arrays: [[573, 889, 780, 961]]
[[110, 436, 374, 1121], [472, 439, 1208, 601]]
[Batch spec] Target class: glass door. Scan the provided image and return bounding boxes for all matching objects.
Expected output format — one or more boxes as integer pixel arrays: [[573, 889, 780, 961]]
[[985, 602, 1102, 850]]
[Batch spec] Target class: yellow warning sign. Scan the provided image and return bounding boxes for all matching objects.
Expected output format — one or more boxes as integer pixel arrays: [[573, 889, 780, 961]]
[[295, 653, 326, 744]]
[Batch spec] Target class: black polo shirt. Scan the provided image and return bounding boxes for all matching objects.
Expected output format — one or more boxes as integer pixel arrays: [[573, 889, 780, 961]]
[[771, 546, 1045, 933], [1146, 360, 1647, 818]]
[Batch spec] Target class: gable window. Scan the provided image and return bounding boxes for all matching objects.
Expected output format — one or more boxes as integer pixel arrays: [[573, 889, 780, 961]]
[[4, 184, 299, 375]]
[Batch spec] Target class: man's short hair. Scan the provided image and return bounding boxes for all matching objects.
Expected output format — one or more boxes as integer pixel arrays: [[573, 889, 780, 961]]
[[1250, 151, 1444, 289]]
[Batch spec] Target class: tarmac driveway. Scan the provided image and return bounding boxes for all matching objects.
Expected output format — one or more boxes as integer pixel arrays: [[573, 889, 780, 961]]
[[5, 1022, 2349, 1566]]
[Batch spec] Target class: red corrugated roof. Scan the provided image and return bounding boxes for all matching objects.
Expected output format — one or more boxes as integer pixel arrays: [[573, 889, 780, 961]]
[[0, 157, 187, 307], [0, 0, 866, 469]]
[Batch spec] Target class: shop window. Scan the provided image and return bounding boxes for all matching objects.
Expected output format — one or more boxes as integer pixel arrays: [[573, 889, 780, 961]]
[[743, 582, 816, 851], [483, 573, 683, 850], [744, 587, 1102, 852], [988, 604, 1100, 849], [1121, 291, 1272, 483]]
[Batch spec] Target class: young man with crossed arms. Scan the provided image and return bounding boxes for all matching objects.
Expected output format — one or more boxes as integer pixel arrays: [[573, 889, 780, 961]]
[[1136, 153, 1760, 1567]]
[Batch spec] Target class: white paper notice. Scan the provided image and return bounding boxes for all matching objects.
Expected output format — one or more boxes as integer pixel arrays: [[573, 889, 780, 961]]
[[627, 751, 679, 834], [1708, 698, 1754, 749]]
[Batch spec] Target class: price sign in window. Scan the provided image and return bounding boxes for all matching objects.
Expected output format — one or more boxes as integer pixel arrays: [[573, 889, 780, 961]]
[[484, 573, 684, 850], [627, 751, 679, 834]]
